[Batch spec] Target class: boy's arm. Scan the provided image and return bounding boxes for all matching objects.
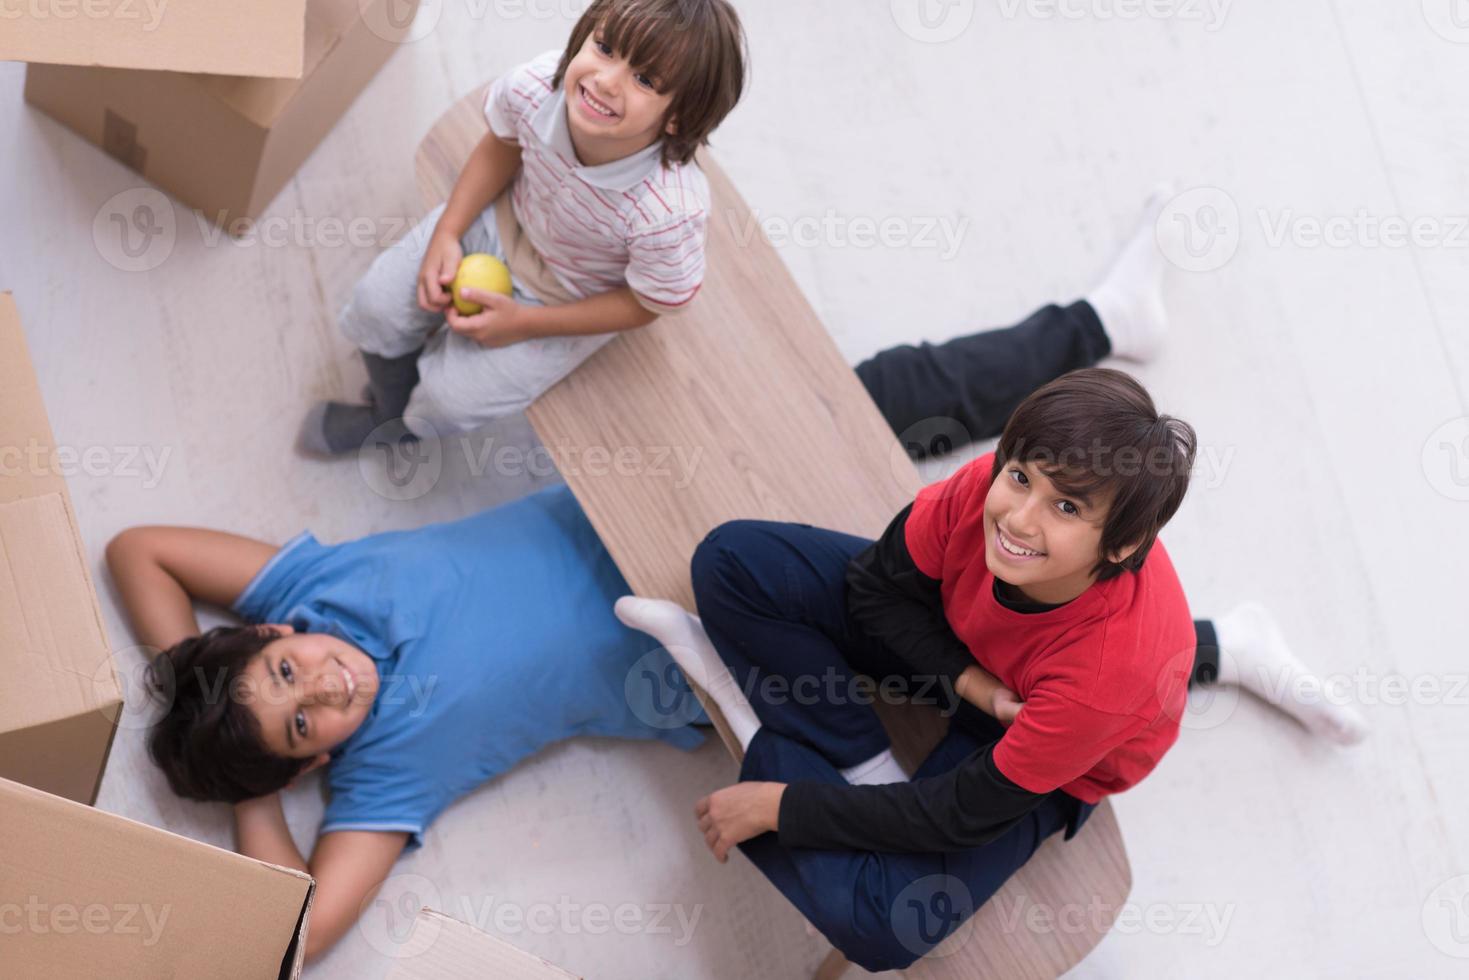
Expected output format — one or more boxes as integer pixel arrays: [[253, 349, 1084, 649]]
[[445, 285, 657, 348], [234, 795, 407, 962], [846, 504, 1016, 721], [777, 692, 1144, 853], [435, 131, 523, 242], [519, 287, 658, 337], [419, 132, 525, 312], [106, 526, 281, 653]]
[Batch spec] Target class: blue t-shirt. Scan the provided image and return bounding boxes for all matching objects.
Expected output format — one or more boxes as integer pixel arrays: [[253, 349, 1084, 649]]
[[233, 484, 706, 849]]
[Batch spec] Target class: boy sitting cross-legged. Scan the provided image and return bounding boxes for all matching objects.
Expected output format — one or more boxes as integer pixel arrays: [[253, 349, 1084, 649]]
[[614, 368, 1316, 971]]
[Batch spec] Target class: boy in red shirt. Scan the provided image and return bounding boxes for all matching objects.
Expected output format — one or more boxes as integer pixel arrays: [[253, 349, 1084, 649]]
[[616, 369, 1244, 970]]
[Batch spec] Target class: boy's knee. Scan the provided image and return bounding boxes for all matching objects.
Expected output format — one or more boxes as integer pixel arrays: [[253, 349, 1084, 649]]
[[813, 908, 924, 974], [690, 520, 765, 599]]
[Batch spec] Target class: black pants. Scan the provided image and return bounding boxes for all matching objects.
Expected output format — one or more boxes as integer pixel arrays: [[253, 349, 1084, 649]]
[[855, 299, 1111, 458], [852, 299, 1222, 689]]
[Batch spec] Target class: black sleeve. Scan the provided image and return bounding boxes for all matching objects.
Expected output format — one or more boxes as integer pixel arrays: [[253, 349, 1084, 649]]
[[777, 742, 1050, 853], [844, 503, 974, 689]]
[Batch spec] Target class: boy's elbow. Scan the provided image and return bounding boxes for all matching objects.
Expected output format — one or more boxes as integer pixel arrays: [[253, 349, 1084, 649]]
[[301, 902, 354, 964], [105, 526, 152, 574], [303, 927, 340, 965]]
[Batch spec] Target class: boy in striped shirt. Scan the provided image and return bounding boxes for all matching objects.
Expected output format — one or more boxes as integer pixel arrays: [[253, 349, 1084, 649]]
[[301, 0, 748, 454]]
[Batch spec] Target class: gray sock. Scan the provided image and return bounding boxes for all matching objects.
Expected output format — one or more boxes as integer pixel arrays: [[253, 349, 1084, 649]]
[[298, 349, 424, 457], [298, 401, 382, 456], [363, 349, 421, 421]]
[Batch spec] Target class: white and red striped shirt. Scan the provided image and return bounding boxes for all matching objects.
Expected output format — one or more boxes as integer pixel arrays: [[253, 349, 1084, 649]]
[[485, 50, 709, 314]]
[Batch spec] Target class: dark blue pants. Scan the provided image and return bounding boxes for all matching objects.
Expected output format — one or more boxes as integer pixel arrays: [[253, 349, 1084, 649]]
[[691, 520, 1095, 973]]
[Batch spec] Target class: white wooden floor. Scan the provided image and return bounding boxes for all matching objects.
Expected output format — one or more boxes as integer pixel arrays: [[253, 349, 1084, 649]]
[[3, 2, 1467, 977]]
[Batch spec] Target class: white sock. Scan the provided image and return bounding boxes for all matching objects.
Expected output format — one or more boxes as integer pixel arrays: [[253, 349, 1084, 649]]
[[839, 748, 909, 786], [614, 596, 762, 750], [1086, 184, 1176, 363], [1212, 602, 1369, 746]]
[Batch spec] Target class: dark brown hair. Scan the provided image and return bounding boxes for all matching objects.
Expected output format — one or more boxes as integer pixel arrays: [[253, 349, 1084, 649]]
[[145, 626, 310, 803], [994, 368, 1197, 581], [554, 0, 748, 167]]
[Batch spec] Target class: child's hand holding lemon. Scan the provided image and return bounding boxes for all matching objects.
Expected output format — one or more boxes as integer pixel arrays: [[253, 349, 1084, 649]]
[[446, 253, 528, 348], [450, 254, 514, 314]]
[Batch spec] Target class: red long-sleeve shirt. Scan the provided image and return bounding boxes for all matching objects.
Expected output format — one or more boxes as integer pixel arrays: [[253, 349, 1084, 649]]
[[904, 453, 1195, 802]]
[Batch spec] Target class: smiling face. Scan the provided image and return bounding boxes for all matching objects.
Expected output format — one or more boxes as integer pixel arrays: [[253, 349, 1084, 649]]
[[982, 459, 1140, 606], [238, 626, 380, 762], [561, 30, 677, 166]]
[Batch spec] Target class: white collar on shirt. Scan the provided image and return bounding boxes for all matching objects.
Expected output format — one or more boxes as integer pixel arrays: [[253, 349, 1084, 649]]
[[531, 87, 667, 192]]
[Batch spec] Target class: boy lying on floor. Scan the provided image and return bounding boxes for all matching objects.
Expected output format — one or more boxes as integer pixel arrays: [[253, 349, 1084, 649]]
[[106, 485, 705, 961]]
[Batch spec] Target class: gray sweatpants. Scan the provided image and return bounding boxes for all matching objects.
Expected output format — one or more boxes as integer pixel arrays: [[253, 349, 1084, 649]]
[[339, 201, 617, 438]]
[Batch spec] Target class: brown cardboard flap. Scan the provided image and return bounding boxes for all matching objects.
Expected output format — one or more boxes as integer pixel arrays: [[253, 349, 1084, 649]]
[[0, 293, 68, 505], [386, 910, 582, 980], [0, 0, 308, 79], [0, 292, 122, 806], [197, 0, 404, 130], [0, 691, 117, 805], [1, 777, 315, 979], [0, 494, 116, 731]]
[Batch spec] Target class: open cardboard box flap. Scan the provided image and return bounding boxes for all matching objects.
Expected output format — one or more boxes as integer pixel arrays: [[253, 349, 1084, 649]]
[[0, 292, 122, 806], [22, 0, 419, 229], [1, 777, 315, 979], [194, 0, 385, 130], [386, 910, 581, 979], [0, 0, 308, 79]]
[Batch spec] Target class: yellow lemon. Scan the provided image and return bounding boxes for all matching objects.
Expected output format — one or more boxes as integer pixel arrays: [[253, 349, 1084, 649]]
[[451, 254, 513, 314]]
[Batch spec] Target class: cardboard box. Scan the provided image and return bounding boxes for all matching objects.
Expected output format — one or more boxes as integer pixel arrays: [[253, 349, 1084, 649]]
[[1, 776, 315, 979], [386, 910, 581, 980], [0, 0, 308, 78], [0, 292, 123, 806], [20, 0, 421, 231]]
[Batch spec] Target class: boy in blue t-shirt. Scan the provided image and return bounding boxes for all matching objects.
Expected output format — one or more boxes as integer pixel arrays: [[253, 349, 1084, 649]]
[[106, 484, 704, 962]]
